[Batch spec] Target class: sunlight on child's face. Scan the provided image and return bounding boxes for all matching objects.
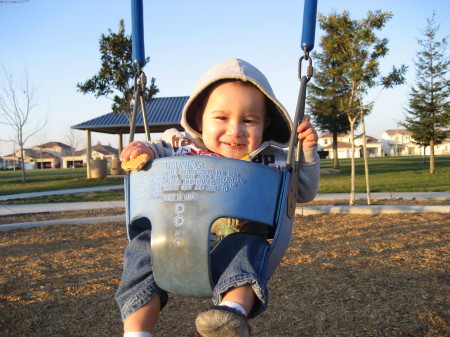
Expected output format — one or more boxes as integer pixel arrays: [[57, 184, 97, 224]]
[[199, 81, 268, 159]]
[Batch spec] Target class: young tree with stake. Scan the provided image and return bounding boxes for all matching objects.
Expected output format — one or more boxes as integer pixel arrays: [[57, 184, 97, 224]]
[[317, 10, 407, 204]]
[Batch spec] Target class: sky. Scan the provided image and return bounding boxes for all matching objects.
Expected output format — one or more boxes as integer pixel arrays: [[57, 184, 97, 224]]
[[1, 0, 449, 156]]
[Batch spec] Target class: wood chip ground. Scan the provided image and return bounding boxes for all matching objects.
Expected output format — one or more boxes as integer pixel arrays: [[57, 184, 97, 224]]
[[1, 212, 449, 336]]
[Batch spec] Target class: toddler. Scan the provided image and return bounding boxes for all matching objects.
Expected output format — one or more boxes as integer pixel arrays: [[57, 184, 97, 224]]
[[116, 58, 320, 337]]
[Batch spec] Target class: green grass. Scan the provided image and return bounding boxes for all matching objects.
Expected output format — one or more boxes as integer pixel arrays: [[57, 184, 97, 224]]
[[318, 155, 450, 193], [0, 156, 449, 204], [0, 168, 123, 196]]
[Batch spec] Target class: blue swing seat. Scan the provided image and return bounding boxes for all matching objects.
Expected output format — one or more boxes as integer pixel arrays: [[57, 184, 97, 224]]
[[125, 156, 296, 298]]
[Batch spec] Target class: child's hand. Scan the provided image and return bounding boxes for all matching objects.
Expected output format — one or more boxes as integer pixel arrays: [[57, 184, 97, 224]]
[[297, 115, 318, 149], [120, 141, 155, 162]]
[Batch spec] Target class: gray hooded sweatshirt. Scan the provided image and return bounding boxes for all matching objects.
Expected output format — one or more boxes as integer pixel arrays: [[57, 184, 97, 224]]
[[145, 58, 320, 204]]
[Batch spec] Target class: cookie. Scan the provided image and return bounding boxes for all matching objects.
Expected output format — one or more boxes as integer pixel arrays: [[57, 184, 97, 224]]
[[121, 153, 151, 171]]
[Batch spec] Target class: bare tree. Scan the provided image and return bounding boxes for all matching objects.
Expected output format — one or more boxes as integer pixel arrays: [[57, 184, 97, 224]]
[[0, 67, 47, 182], [64, 127, 83, 169]]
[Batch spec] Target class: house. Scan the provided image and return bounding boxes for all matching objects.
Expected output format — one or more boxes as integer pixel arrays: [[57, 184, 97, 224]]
[[318, 133, 384, 159], [321, 141, 361, 159], [62, 144, 119, 168], [318, 129, 449, 158], [31, 142, 73, 168], [32, 152, 61, 169], [1, 148, 56, 170], [380, 129, 450, 156], [1, 153, 20, 170], [380, 129, 416, 156], [0, 142, 119, 170]]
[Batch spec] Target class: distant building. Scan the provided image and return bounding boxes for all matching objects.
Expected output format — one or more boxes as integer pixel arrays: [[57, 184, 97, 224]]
[[317, 129, 449, 159], [1, 142, 119, 170], [31, 142, 73, 168], [1, 146, 63, 170], [380, 129, 450, 156], [62, 144, 119, 168], [2, 152, 20, 170], [318, 133, 384, 159]]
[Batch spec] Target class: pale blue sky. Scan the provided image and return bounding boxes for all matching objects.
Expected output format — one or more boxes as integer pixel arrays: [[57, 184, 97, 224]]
[[1, 0, 449, 155]]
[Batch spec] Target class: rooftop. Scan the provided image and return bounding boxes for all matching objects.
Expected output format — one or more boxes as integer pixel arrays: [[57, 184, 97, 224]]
[[71, 96, 189, 135]]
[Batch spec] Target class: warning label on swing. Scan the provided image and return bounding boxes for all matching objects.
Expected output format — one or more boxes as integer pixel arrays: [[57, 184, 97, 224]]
[[136, 160, 247, 202]]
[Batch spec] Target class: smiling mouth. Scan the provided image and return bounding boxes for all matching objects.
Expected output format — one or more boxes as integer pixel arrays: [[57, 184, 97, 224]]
[[224, 142, 244, 147]]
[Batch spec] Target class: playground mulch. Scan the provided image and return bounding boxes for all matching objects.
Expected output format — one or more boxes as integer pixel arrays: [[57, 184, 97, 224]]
[[0, 212, 449, 336]]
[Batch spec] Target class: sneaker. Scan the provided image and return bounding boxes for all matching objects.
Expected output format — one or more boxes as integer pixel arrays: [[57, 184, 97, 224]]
[[195, 305, 251, 337]]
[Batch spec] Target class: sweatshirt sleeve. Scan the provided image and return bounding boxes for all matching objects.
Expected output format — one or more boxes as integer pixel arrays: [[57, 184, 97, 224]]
[[296, 145, 320, 203], [141, 129, 179, 159]]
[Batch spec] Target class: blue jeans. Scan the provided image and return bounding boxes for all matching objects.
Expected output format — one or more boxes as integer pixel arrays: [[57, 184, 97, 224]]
[[115, 231, 270, 320]]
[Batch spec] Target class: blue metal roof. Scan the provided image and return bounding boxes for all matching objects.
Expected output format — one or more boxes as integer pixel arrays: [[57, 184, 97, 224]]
[[72, 96, 189, 134]]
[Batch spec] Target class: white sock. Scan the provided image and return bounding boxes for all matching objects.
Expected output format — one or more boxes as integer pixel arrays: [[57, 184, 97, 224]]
[[219, 300, 247, 316], [124, 332, 153, 337]]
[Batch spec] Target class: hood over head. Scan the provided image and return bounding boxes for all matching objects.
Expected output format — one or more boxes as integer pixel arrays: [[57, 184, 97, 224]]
[[180, 58, 292, 148]]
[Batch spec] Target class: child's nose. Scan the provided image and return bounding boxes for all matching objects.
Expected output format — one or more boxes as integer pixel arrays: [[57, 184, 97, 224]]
[[226, 122, 243, 136]]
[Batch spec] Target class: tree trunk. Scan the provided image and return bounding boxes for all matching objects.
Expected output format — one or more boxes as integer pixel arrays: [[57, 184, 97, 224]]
[[429, 139, 435, 174], [332, 131, 340, 169], [361, 115, 371, 205], [349, 118, 356, 205], [20, 147, 26, 183]]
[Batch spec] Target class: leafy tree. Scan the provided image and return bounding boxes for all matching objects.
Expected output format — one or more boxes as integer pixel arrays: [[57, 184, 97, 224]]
[[317, 10, 407, 204], [401, 13, 450, 174], [77, 19, 159, 116], [0, 67, 47, 182], [308, 46, 352, 169]]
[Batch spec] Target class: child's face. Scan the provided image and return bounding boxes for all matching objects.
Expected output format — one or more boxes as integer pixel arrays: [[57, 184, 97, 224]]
[[199, 81, 269, 159]]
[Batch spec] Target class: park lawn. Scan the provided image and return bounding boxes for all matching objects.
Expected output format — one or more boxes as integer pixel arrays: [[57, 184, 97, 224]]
[[0, 156, 448, 202], [318, 155, 450, 193], [0, 168, 123, 196]]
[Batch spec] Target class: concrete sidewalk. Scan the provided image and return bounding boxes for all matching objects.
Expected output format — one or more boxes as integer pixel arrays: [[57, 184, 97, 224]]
[[0, 186, 448, 232], [314, 191, 450, 200], [0, 200, 125, 216], [1, 190, 449, 217], [0, 185, 124, 202]]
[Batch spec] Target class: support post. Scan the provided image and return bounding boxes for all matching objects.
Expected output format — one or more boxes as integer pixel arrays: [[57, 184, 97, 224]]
[[118, 133, 124, 156], [86, 130, 92, 178]]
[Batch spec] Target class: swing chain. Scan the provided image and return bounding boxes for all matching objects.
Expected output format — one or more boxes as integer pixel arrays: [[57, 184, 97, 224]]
[[285, 50, 315, 216], [287, 53, 314, 167], [129, 64, 151, 143]]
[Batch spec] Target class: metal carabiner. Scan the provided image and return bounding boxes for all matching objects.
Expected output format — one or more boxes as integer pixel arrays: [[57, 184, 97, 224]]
[[298, 55, 313, 82]]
